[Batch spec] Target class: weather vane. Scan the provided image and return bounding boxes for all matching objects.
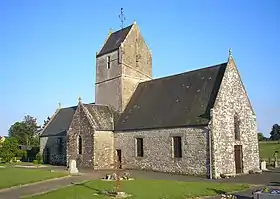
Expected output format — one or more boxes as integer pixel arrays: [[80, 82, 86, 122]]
[[118, 8, 126, 29]]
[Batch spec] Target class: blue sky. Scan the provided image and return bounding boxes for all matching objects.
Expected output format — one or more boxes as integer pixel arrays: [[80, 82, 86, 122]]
[[0, 0, 279, 137]]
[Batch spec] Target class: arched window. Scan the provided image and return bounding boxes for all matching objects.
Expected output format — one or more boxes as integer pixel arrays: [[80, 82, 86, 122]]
[[78, 136, 82, 154], [234, 115, 240, 140]]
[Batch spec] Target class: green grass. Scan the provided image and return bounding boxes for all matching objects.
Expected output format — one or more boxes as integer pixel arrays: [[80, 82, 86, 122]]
[[28, 180, 249, 199], [0, 167, 68, 189], [259, 142, 280, 162]]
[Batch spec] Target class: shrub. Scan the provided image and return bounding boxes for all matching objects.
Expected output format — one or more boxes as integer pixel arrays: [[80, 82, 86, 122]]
[[35, 152, 43, 164], [0, 138, 20, 163]]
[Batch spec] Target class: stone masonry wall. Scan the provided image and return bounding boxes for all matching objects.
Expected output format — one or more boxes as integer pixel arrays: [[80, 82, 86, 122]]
[[114, 127, 209, 176], [211, 58, 259, 178], [95, 51, 122, 111], [67, 104, 94, 168], [120, 23, 152, 111], [40, 136, 67, 165], [93, 130, 114, 170]]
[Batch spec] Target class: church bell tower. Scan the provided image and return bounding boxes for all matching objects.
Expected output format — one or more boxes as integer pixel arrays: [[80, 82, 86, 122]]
[[95, 20, 152, 113]]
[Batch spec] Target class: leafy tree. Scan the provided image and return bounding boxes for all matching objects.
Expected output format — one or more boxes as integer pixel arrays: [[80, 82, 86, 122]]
[[0, 137, 22, 163], [8, 115, 41, 146], [24, 115, 40, 133], [30, 135, 40, 147], [270, 124, 280, 141], [258, 132, 267, 141]]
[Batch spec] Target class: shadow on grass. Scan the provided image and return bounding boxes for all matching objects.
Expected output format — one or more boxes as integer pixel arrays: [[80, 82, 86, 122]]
[[234, 195, 252, 199], [269, 181, 280, 186], [263, 168, 280, 174], [71, 181, 116, 196], [207, 188, 227, 195], [207, 189, 253, 199]]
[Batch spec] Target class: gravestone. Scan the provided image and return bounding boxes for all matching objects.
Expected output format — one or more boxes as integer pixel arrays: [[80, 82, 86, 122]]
[[261, 161, 267, 170], [68, 159, 79, 174], [274, 161, 278, 168], [274, 151, 278, 168]]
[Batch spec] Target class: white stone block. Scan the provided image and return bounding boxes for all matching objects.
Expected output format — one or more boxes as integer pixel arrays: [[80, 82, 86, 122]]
[[68, 159, 79, 174], [261, 161, 267, 170]]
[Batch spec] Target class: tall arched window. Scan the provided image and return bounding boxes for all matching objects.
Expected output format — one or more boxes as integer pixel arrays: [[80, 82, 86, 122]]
[[78, 136, 82, 154], [234, 115, 240, 140]]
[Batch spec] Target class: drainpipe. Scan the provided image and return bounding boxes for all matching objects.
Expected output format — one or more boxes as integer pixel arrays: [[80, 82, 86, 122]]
[[208, 108, 214, 179]]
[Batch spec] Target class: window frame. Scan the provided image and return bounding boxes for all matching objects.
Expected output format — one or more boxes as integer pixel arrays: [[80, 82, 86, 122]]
[[173, 136, 182, 158], [234, 115, 241, 140], [107, 56, 111, 69], [136, 137, 144, 157], [78, 136, 82, 155]]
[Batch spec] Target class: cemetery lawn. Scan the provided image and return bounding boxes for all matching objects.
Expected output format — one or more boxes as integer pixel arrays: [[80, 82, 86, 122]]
[[259, 142, 280, 161], [28, 180, 249, 199], [0, 167, 68, 189]]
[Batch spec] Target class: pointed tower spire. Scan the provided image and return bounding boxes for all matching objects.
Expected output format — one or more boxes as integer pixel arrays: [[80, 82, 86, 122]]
[[78, 97, 82, 102]]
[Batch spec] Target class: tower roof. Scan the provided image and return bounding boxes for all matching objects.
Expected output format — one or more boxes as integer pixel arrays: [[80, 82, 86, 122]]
[[96, 24, 133, 57]]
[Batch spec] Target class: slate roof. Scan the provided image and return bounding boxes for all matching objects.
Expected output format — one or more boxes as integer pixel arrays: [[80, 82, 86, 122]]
[[83, 104, 115, 131], [115, 62, 228, 131], [96, 25, 133, 57], [40, 106, 77, 137], [40, 103, 116, 137]]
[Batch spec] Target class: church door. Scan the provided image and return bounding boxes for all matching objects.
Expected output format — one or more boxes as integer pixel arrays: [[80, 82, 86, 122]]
[[234, 145, 243, 174]]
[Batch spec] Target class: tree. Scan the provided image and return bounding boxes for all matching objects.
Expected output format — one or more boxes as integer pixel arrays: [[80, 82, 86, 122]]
[[0, 137, 22, 163], [270, 124, 280, 141], [8, 115, 40, 146], [258, 132, 267, 141], [24, 115, 41, 133]]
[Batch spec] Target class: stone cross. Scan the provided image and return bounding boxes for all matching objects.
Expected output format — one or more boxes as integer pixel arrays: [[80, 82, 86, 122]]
[[68, 159, 79, 174], [118, 8, 126, 29], [115, 158, 121, 192], [111, 155, 122, 193]]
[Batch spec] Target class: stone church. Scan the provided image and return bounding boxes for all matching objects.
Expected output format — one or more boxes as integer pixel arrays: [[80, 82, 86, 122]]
[[40, 21, 260, 179]]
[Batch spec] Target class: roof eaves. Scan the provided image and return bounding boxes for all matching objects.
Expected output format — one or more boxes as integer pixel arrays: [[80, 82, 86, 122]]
[[114, 123, 209, 132], [96, 47, 119, 58]]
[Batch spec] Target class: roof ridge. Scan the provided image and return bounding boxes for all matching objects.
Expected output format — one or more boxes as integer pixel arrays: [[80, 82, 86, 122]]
[[111, 24, 133, 35], [142, 62, 228, 85]]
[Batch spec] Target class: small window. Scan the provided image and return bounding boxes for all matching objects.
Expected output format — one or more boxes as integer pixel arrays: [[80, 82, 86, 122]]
[[136, 138, 144, 157], [173, 136, 182, 158], [234, 115, 240, 140], [107, 56, 111, 69], [58, 137, 63, 154], [78, 136, 82, 154]]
